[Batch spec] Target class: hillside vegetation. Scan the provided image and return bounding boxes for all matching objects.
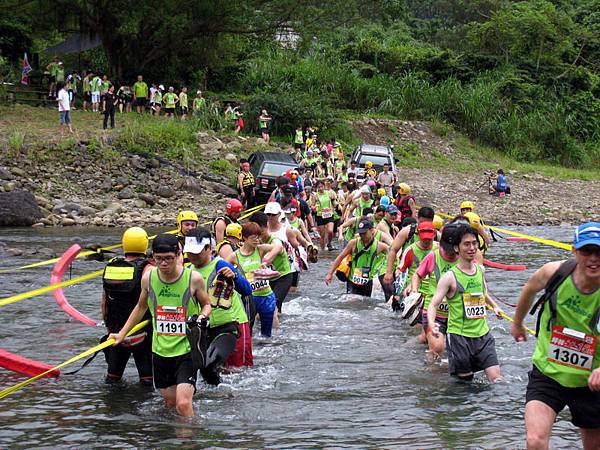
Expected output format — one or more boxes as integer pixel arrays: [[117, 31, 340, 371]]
[[1, 0, 599, 168]]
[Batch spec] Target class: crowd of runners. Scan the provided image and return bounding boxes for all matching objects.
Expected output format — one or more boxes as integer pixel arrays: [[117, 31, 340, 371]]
[[99, 127, 600, 449]]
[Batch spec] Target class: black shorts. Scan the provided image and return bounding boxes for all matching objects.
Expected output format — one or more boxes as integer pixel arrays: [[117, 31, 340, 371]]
[[152, 353, 196, 390], [291, 271, 300, 287], [526, 366, 600, 429], [84, 92, 91, 102], [260, 127, 269, 135], [446, 332, 498, 376], [316, 216, 334, 226], [271, 272, 294, 312], [346, 280, 373, 297], [136, 97, 147, 106], [165, 107, 176, 114], [181, 106, 188, 115], [103, 333, 152, 380], [421, 309, 448, 335]]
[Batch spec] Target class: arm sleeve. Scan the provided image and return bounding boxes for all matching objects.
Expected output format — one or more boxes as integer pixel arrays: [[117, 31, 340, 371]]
[[215, 260, 252, 296], [398, 247, 414, 273], [416, 252, 435, 278]]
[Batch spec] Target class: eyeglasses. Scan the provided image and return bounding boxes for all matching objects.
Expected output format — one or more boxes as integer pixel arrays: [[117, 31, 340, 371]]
[[578, 245, 600, 257], [154, 255, 176, 264]]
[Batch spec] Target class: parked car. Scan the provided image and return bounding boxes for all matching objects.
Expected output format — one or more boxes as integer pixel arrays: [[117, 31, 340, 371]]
[[350, 144, 396, 182], [248, 151, 299, 203]]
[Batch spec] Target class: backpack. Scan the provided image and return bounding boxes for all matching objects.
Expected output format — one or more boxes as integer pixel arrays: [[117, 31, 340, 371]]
[[529, 258, 577, 337]]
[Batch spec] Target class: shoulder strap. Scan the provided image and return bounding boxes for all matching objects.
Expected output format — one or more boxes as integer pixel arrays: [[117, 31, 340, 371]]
[[407, 223, 417, 244], [530, 258, 577, 336]]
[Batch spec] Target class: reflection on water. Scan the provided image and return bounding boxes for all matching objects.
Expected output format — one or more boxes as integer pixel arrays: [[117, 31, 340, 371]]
[[0, 226, 581, 448]]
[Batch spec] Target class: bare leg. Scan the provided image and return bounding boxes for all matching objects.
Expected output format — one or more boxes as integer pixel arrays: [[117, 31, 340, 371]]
[[160, 386, 177, 409], [175, 383, 195, 417], [426, 330, 445, 355], [525, 400, 557, 450]]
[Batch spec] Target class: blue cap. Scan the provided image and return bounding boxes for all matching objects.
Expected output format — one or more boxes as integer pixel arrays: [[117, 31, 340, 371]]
[[380, 196, 390, 207], [386, 205, 399, 214], [574, 222, 600, 249]]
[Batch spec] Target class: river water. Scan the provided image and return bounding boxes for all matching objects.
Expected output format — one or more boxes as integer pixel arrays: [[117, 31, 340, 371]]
[[0, 226, 583, 449]]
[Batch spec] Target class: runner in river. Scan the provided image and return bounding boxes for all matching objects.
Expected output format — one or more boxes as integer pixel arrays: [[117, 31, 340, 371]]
[[325, 218, 389, 297], [217, 223, 242, 261], [227, 222, 281, 337], [395, 183, 417, 223], [264, 202, 303, 312], [101, 227, 153, 386], [310, 180, 337, 251], [511, 222, 600, 450], [213, 199, 243, 244], [408, 223, 461, 356], [376, 205, 400, 302], [108, 234, 211, 417], [383, 206, 436, 286], [185, 228, 253, 377], [427, 224, 504, 382]]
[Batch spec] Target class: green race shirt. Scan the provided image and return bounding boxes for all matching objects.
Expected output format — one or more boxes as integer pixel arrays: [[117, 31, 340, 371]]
[[133, 81, 148, 98], [235, 248, 273, 297], [91, 76, 102, 92], [267, 236, 291, 278], [424, 249, 458, 318], [163, 92, 178, 108], [350, 235, 380, 285], [446, 265, 489, 338], [532, 274, 600, 388], [179, 92, 188, 108], [148, 267, 199, 357], [406, 241, 438, 297], [192, 258, 247, 328]]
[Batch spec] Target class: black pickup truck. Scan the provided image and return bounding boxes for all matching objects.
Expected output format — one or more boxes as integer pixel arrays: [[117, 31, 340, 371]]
[[249, 151, 299, 203]]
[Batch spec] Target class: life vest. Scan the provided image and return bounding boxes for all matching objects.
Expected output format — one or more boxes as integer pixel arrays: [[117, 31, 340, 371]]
[[241, 171, 255, 188], [103, 257, 150, 333], [396, 195, 415, 222], [212, 215, 235, 239], [216, 238, 239, 253]]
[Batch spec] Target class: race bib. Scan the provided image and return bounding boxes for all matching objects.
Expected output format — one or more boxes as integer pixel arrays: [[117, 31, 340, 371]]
[[548, 325, 597, 371], [437, 301, 449, 314], [247, 272, 270, 293], [321, 208, 333, 219], [156, 305, 186, 336], [351, 267, 370, 285], [463, 292, 486, 319]]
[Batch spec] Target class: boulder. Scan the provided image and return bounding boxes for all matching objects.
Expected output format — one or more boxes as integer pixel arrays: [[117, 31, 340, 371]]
[[117, 187, 136, 199], [138, 193, 156, 206], [0, 190, 43, 226], [226, 141, 242, 151], [224, 153, 238, 163], [180, 177, 204, 194], [148, 158, 161, 169], [207, 181, 238, 197], [156, 186, 175, 198], [0, 167, 13, 180], [10, 167, 26, 178]]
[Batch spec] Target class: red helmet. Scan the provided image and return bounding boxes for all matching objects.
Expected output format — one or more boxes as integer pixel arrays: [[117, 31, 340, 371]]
[[226, 198, 243, 214]]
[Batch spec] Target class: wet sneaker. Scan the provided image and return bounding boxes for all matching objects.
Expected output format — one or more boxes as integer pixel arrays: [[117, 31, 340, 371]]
[[408, 305, 422, 327], [327, 243, 335, 251], [253, 268, 280, 280], [400, 292, 423, 320]]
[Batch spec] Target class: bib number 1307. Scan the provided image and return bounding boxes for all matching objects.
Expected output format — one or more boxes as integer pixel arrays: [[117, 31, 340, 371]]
[[548, 325, 596, 371]]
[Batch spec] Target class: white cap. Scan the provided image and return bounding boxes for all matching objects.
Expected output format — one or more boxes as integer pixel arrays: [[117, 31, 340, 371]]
[[361, 186, 371, 194], [159, 84, 164, 90], [183, 236, 211, 254], [264, 202, 282, 215]]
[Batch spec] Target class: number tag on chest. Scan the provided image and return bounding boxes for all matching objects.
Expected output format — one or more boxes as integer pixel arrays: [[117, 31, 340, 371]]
[[437, 301, 449, 313], [351, 267, 370, 285], [321, 208, 333, 219], [463, 292, 486, 319], [156, 305, 186, 336], [548, 325, 597, 371], [247, 272, 269, 293]]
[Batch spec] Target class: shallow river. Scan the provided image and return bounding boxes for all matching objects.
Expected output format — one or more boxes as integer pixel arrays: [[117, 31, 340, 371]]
[[0, 226, 582, 449]]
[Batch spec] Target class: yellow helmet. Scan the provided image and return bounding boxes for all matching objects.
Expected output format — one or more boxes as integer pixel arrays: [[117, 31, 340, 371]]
[[432, 214, 444, 230], [460, 201, 475, 212], [225, 223, 242, 240], [377, 188, 386, 197], [399, 183, 411, 195], [177, 210, 198, 227], [365, 160, 373, 168], [464, 211, 481, 226], [122, 227, 148, 254]]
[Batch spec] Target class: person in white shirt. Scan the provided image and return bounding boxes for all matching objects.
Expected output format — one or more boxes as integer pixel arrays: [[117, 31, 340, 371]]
[[57, 82, 73, 134]]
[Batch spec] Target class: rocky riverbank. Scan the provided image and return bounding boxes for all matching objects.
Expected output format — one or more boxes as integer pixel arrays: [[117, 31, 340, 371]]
[[0, 106, 597, 228]]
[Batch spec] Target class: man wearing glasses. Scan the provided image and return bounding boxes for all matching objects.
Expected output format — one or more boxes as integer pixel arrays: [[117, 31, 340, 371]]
[[512, 222, 600, 450], [109, 234, 211, 418]]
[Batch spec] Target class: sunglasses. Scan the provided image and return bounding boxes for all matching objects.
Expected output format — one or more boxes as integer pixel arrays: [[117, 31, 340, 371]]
[[266, 213, 279, 216]]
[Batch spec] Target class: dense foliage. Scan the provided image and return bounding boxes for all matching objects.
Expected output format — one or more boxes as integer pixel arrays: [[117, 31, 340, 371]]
[[1, 0, 599, 166]]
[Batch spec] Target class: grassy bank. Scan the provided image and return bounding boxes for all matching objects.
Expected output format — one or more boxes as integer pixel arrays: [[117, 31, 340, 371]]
[[1, 103, 599, 184]]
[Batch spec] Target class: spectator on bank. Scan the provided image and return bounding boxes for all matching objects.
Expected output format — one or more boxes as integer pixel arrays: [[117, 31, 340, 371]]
[[91, 73, 102, 112], [179, 86, 189, 121], [492, 169, 510, 197], [46, 55, 64, 98], [103, 85, 116, 130], [66, 72, 81, 109], [132, 75, 148, 113], [163, 86, 178, 118], [259, 109, 272, 142], [116, 85, 133, 113], [100, 75, 112, 112], [56, 82, 73, 135], [82, 71, 93, 111], [193, 90, 206, 115]]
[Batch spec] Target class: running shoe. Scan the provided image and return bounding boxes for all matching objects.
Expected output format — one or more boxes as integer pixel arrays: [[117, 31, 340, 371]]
[[253, 268, 280, 280], [401, 292, 423, 320]]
